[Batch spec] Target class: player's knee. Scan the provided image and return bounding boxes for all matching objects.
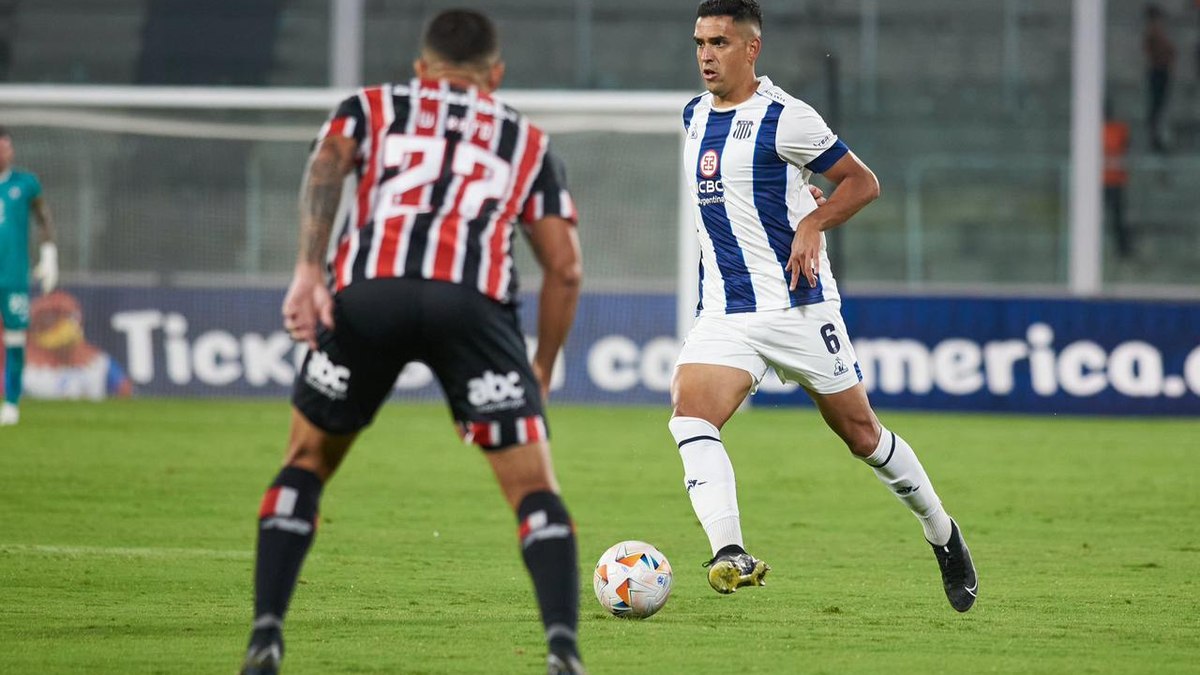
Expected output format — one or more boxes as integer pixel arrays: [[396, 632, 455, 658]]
[[670, 399, 724, 427], [842, 421, 882, 458]]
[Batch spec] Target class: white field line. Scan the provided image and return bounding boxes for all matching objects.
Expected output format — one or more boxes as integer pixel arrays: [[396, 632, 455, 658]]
[[0, 543, 252, 561], [0, 544, 398, 564]]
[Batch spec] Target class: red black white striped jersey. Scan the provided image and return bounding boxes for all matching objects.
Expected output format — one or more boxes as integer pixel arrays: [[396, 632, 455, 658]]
[[317, 79, 577, 303]]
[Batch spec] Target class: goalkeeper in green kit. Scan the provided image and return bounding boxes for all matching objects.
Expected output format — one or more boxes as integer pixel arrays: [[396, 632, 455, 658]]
[[0, 126, 58, 426]]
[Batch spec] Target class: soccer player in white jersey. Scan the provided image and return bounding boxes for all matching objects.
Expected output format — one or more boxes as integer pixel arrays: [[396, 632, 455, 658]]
[[670, 0, 977, 612]]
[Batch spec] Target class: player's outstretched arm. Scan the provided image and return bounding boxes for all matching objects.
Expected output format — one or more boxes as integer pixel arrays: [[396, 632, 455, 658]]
[[284, 136, 356, 349], [31, 195, 58, 293], [787, 152, 879, 290], [526, 215, 582, 400]]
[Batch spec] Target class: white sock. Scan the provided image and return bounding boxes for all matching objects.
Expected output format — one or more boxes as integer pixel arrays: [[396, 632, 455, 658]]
[[669, 416, 743, 556], [862, 427, 953, 546]]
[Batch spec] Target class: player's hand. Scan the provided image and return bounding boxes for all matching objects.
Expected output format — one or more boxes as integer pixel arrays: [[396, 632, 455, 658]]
[[33, 243, 59, 294], [808, 184, 827, 206], [282, 265, 334, 350], [785, 223, 822, 291]]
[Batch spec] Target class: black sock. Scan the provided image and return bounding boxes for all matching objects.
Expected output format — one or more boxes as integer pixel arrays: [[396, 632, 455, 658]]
[[252, 466, 323, 638], [517, 491, 580, 659]]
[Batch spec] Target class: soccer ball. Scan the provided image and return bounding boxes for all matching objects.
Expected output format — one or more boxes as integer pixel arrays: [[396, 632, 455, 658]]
[[592, 540, 672, 619]]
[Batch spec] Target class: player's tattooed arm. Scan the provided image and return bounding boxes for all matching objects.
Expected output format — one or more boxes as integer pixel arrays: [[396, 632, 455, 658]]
[[286, 136, 355, 347], [298, 136, 357, 265]]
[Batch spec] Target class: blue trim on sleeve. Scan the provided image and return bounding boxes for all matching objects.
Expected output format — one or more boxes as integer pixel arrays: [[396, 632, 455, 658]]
[[682, 95, 703, 130], [804, 139, 849, 174]]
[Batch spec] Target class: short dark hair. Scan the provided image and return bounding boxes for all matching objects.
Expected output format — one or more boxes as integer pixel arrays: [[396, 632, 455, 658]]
[[0, 126, 10, 139], [421, 9, 499, 66], [697, 0, 763, 30]]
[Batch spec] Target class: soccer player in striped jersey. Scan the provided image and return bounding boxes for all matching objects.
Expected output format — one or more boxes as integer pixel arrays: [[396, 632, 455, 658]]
[[670, 0, 977, 612], [241, 10, 585, 675], [0, 126, 59, 426]]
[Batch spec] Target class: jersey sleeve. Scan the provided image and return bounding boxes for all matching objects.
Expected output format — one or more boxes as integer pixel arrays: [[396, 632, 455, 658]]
[[27, 173, 42, 200], [317, 94, 368, 150], [774, 102, 849, 174], [520, 147, 578, 227], [682, 94, 703, 131]]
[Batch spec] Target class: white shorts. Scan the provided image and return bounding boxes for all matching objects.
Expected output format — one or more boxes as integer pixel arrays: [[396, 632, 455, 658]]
[[675, 302, 862, 395]]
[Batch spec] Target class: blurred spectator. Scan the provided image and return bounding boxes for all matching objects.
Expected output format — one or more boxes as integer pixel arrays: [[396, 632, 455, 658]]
[[1103, 101, 1134, 259], [23, 291, 132, 400], [1143, 3, 1176, 152]]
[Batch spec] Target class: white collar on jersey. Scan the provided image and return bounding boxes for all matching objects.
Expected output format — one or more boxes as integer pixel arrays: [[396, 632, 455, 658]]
[[709, 76, 776, 113]]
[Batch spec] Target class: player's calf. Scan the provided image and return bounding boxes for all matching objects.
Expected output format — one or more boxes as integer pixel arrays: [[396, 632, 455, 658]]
[[860, 427, 953, 546], [3, 330, 26, 425], [517, 490, 584, 669], [242, 466, 323, 674], [859, 427, 977, 611]]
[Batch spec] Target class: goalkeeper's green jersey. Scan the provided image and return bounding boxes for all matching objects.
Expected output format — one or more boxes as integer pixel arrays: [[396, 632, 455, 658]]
[[0, 168, 42, 289]]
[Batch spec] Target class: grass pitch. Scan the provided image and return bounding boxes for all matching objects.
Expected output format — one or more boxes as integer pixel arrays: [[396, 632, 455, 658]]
[[1, 399, 1197, 674]]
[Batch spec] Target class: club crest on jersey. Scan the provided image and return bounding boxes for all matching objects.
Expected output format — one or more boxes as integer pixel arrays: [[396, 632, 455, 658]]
[[699, 149, 719, 178], [732, 120, 754, 140], [8, 186, 20, 199]]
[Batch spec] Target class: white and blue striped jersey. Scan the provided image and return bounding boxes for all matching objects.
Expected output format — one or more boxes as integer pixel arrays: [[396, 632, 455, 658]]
[[683, 76, 849, 316]]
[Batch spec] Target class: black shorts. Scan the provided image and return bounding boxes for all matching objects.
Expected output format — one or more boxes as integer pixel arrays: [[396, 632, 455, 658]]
[[292, 277, 548, 450]]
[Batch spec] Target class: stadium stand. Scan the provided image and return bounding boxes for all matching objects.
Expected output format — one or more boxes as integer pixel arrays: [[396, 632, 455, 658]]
[[5, 0, 144, 83], [0, 0, 1195, 287]]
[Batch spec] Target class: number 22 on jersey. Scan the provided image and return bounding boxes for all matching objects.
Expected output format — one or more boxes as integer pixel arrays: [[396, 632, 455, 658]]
[[378, 135, 511, 221]]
